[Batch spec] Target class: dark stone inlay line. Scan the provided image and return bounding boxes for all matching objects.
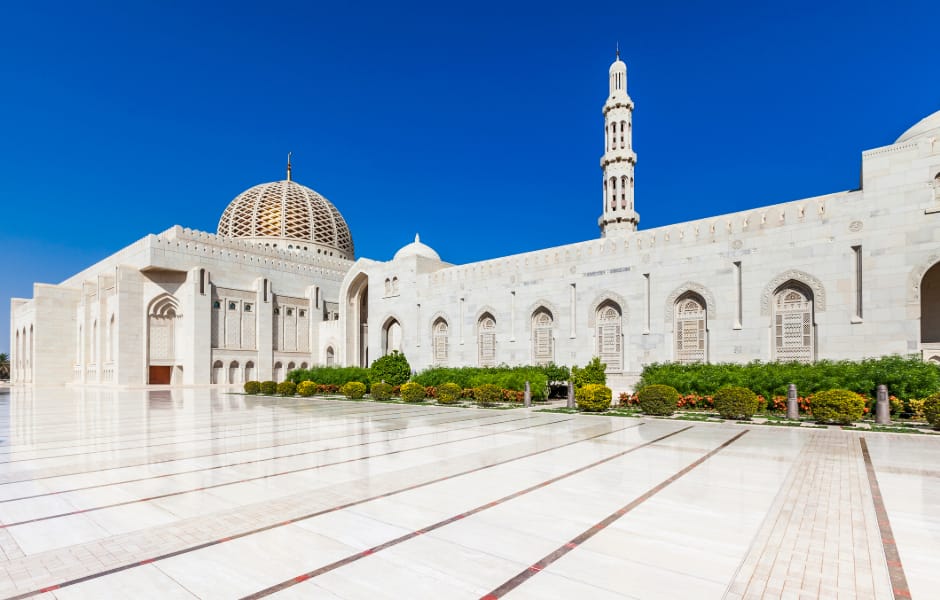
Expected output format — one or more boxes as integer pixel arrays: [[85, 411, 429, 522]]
[[239, 426, 695, 599], [480, 429, 748, 599], [859, 437, 911, 600], [0, 415, 552, 528], [0, 410, 519, 504], [0, 419, 641, 600]]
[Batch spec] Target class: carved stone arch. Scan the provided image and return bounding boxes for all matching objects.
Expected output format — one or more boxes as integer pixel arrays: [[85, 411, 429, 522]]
[[526, 299, 559, 323], [379, 313, 404, 356], [760, 270, 826, 316], [474, 305, 499, 331], [908, 254, 940, 303], [664, 282, 716, 322], [148, 293, 181, 317], [588, 292, 629, 327], [427, 311, 451, 334]]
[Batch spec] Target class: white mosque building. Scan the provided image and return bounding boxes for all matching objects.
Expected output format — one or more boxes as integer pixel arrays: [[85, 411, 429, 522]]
[[9, 55, 940, 390]]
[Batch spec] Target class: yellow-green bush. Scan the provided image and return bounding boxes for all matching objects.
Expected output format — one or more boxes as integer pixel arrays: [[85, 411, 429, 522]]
[[637, 384, 679, 416], [474, 383, 502, 406], [400, 381, 426, 403], [811, 389, 865, 424], [340, 381, 367, 399], [276, 381, 296, 396], [371, 381, 393, 400], [436, 382, 462, 404], [260, 381, 277, 395], [924, 393, 940, 428], [243, 381, 261, 394], [713, 386, 759, 420], [297, 381, 318, 397], [576, 384, 612, 412]]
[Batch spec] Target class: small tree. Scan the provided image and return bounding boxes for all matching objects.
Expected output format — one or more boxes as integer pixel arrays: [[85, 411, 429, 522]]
[[572, 357, 606, 388], [370, 351, 411, 386]]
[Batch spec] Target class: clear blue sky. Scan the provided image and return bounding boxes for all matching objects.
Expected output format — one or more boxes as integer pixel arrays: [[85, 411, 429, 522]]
[[2, 0, 939, 354]]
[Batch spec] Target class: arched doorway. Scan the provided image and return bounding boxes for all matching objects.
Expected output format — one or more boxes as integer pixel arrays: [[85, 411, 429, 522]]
[[345, 273, 369, 367], [273, 361, 283, 382], [922, 263, 940, 358], [228, 361, 240, 384], [212, 360, 224, 384], [326, 346, 335, 366], [244, 361, 255, 382], [148, 294, 181, 384]]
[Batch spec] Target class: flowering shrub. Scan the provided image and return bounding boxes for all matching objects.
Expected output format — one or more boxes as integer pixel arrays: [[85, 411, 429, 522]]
[[714, 386, 759, 420], [297, 381, 318, 397], [576, 384, 612, 412], [436, 383, 462, 404], [925, 393, 940, 428], [474, 384, 502, 407], [276, 381, 297, 396], [260, 381, 277, 395], [370, 382, 393, 400], [637, 385, 679, 416], [400, 382, 426, 403], [424, 386, 437, 399], [340, 381, 367, 399], [244, 381, 261, 395], [811, 389, 865, 424]]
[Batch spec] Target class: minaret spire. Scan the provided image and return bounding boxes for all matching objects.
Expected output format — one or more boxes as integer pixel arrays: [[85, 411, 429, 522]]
[[598, 52, 638, 237], [286, 151, 292, 182]]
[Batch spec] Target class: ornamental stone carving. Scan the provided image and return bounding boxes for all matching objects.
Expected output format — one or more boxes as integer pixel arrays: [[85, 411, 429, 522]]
[[760, 270, 827, 315], [588, 291, 630, 326], [909, 254, 940, 303], [663, 282, 716, 322]]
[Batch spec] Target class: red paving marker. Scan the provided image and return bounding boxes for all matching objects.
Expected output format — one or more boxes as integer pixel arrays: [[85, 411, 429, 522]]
[[480, 429, 748, 599], [235, 425, 695, 599], [859, 437, 911, 600], [4, 416, 639, 600]]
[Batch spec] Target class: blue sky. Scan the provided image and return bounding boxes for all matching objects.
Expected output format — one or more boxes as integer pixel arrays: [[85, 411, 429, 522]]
[[2, 0, 939, 354]]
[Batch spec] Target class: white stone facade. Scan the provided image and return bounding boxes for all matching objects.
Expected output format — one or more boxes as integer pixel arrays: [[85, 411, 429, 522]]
[[10, 57, 940, 390]]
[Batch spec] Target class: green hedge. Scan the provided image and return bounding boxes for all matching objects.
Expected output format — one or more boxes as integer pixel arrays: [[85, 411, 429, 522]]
[[637, 355, 940, 401], [413, 366, 550, 400], [811, 389, 865, 424], [288, 366, 371, 389], [576, 384, 612, 412], [637, 384, 679, 416], [713, 386, 759, 420]]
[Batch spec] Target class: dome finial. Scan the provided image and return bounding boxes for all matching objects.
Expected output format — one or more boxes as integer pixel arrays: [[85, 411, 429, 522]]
[[286, 151, 292, 182], [415, 233, 420, 243], [616, 41, 620, 61]]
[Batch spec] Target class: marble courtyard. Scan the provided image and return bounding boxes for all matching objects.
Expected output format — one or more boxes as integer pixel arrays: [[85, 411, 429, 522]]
[[0, 387, 936, 599]]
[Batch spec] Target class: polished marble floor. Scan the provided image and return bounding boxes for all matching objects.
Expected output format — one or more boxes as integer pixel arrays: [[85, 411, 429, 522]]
[[0, 386, 935, 599]]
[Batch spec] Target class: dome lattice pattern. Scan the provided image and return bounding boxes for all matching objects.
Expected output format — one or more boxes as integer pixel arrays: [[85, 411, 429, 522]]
[[217, 180, 354, 259]]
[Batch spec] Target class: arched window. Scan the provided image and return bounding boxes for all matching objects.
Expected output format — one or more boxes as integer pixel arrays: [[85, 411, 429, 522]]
[[433, 318, 449, 365], [300, 362, 308, 369], [620, 175, 627, 208], [619, 120, 626, 148], [244, 361, 255, 381], [674, 293, 707, 364], [532, 308, 554, 366], [384, 278, 391, 295], [91, 320, 98, 364], [228, 361, 239, 384], [287, 361, 296, 372], [273, 361, 283, 382], [478, 314, 496, 367], [610, 121, 617, 150], [326, 346, 335, 367], [610, 177, 617, 210], [772, 283, 814, 363], [212, 360, 224, 384], [934, 173, 940, 202], [595, 302, 622, 372], [392, 277, 399, 295], [921, 262, 940, 346], [383, 319, 402, 355]]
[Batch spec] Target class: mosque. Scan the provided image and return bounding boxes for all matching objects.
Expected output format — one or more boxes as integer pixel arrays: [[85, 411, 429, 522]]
[[9, 55, 940, 391]]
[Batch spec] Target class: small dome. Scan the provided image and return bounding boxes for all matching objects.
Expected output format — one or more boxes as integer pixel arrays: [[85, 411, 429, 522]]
[[217, 179, 354, 260], [393, 234, 441, 261], [896, 109, 940, 144]]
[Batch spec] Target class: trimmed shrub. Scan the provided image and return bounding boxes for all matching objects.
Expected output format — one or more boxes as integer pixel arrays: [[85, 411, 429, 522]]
[[297, 381, 318, 397], [413, 366, 549, 401], [400, 381, 426, 403], [243, 381, 261, 395], [260, 381, 277, 395], [370, 351, 411, 386], [714, 386, 759, 420], [811, 389, 865, 424], [276, 381, 297, 396], [924, 393, 940, 428], [370, 381, 393, 400], [288, 366, 371, 388], [576, 384, 612, 412], [474, 383, 502, 406], [637, 384, 679, 416], [437, 382, 462, 404], [340, 381, 367, 399], [572, 357, 607, 388]]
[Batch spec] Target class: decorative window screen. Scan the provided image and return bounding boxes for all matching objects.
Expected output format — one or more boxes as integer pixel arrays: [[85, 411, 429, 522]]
[[478, 316, 496, 367], [596, 305, 622, 372], [532, 310, 554, 366], [773, 288, 814, 363], [675, 297, 706, 364], [433, 320, 449, 365]]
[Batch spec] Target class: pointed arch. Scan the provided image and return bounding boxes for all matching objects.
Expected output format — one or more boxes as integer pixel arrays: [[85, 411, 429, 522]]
[[588, 292, 629, 327], [380, 314, 404, 356], [431, 316, 449, 365], [530, 305, 555, 366], [772, 280, 815, 363], [594, 299, 623, 372], [760, 270, 826, 315], [920, 261, 940, 345], [477, 311, 497, 367], [673, 291, 708, 364], [663, 282, 716, 322]]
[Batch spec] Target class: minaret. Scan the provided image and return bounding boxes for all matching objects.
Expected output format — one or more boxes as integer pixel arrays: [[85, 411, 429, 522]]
[[598, 48, 638, 236]]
